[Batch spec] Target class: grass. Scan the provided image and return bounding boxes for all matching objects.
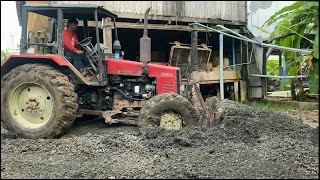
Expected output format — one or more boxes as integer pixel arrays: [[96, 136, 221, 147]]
[[246, 100, 299, 111]]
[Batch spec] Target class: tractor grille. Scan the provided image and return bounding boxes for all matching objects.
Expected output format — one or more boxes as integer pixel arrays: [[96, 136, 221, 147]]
[[169, 42, 212, 79], [162, 83, 175, 93]]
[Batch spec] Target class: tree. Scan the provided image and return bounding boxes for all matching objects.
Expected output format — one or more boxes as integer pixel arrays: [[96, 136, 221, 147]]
[[261, 1, 319, 99]]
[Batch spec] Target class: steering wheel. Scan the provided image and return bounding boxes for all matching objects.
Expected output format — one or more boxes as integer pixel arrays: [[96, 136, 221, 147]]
[[79, 37, 92, 47]]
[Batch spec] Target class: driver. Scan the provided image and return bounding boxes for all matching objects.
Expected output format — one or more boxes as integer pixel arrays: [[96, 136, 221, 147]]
[[63, 18, 90, 71]]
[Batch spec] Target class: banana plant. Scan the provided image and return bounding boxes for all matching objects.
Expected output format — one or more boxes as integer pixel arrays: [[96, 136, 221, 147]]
[[258, 1, 319, 99]]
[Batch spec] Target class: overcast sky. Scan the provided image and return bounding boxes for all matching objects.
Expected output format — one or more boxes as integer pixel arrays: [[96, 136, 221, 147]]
[[1, 1, 21, 51]]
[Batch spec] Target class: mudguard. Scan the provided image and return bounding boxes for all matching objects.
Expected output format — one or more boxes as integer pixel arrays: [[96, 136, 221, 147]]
[[1, 54, 97, 86]]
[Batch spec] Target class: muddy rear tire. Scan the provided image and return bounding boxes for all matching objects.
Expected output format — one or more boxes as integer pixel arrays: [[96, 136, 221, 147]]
[[1, 64, 78, 139], [138, 93, 200, 130]]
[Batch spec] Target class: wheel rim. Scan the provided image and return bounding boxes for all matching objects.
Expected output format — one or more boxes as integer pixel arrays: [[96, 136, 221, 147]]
[[9, 83, 54, 129], [159, 111, 183, 130]]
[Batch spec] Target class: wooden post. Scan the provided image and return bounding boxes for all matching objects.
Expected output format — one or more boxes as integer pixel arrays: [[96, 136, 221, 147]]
[[191, 28, 198, 71], [278, 52, 283, 76], [234, 80, 239, 102], [103, 17, 112, 54], [262, 47, 267, 99], [240, 80, 247, 102]]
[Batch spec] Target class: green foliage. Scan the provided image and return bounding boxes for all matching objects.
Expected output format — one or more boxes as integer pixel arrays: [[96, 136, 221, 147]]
[[254, 25, 271, 34], [279, 79, 292, 91], [1, 50, 9, 63], [263, 1, 318, 60], [288, 67, 299, 76], [264, 1, 305, 26], [247, 100, 298, 111], [309, 60, 319, 94], [313, 23, 319, 59], [267, 60, 279, 77]]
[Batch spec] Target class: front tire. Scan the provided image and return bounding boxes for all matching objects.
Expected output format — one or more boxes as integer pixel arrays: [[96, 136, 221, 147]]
[[138, 93, 200, 130], [1, 64, 78, 139]]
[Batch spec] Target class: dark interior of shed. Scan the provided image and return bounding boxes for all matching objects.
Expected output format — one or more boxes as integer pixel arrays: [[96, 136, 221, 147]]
[[111, 28, 242, 64]]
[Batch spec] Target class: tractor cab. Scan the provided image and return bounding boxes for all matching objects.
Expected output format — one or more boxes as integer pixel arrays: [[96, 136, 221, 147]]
[[19, 3, 120, 83]]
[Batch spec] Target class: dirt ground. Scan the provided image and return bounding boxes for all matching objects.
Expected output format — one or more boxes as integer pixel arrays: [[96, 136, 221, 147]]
[[1, 99, 319, 179], [284, 110, 318, 128]]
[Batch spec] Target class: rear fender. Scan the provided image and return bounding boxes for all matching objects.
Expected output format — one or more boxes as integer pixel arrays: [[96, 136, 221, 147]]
[[1, 54, 98, 86]]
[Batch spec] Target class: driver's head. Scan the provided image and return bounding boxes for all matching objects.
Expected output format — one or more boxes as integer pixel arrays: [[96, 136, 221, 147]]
[[67, 18, 78, 31]]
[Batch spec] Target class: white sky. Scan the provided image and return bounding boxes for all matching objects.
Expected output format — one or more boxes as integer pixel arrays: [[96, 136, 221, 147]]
[[1, 1, 21, 51]]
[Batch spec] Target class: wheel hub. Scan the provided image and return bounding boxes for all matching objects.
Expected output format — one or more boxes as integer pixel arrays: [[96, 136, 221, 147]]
[[26, 97, 40, 111], [159, 112, 183, 130], [9, 83, 54, 129]]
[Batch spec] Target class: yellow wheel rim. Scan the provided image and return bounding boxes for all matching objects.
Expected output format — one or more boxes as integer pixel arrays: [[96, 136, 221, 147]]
[[9, 83, 54, 129], [159, 111, 183, 130]]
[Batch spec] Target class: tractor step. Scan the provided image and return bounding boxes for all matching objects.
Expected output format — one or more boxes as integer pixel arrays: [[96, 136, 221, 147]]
[[78, 109, 139, 125]]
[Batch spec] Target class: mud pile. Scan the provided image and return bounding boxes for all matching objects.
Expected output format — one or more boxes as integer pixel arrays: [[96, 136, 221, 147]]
[[1, 99, 318, 179]]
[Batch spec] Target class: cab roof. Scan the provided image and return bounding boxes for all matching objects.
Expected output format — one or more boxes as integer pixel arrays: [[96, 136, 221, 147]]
[[22, 3, 117, 20]]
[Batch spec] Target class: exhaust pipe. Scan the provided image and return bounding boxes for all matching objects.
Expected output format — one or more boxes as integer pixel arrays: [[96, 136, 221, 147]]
[[112, 18, 121, 60], [140, 7, 151, 64]]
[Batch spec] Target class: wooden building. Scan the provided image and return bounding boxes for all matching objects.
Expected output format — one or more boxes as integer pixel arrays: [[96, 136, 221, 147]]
[[16, 1, 265, 101]]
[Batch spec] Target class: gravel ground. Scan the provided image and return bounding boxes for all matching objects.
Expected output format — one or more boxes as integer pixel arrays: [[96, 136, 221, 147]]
[[1, 99, 319, 179]]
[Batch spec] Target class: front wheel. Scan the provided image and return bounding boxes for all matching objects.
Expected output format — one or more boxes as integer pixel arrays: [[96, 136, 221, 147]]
[[138, 93, 200, 130], [1, 64, 78, 139]]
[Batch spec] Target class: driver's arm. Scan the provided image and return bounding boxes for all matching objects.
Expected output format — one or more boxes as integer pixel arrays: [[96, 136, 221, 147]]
[[75, 44, 83, 49], [75, 36, 85, 50], [75, 36, 80, 47]]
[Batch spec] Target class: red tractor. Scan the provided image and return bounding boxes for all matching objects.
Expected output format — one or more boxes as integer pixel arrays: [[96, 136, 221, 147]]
[[1, 4, 200, 138]]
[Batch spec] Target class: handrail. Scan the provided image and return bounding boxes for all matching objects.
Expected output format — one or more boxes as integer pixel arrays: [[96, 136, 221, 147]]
[[249, 74, 307, 78], [189, 22, 312, 54], [215, 25, 252, 42]]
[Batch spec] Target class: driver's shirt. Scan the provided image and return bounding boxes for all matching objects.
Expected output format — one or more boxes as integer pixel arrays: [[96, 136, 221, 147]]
[[63, 28, 79, 53]]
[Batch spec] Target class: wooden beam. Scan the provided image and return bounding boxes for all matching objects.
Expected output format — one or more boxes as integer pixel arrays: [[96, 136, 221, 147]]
[[78, 21, 99, 27], [78, 21, 241, 33], [114, 12, 247, 26], [196, 71, 239, 81], [197, 79, 239, 84], [110, 22, 209, 32]]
